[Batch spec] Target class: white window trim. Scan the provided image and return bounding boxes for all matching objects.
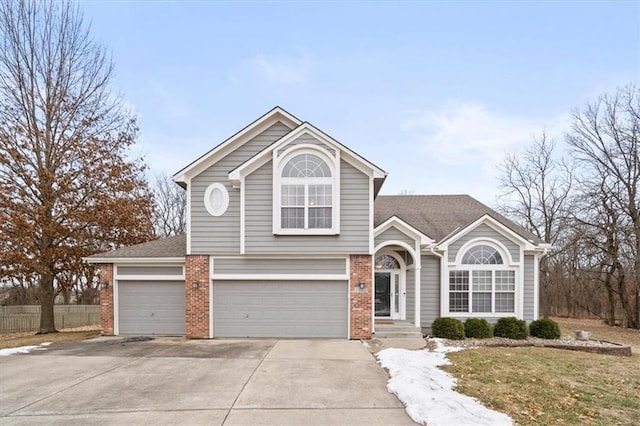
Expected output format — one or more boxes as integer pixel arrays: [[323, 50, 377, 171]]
[[445, 239, 520, 318], [204, 182, 229, 217], [273, 145, 340, 235]]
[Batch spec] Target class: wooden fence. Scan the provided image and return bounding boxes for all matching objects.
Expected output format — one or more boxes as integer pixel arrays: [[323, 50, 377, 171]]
[[0, 305, 101, 333]]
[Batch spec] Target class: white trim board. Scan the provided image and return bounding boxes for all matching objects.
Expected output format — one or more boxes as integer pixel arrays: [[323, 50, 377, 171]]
[[210, 273, 349, 281], [438, 214, 538, 251], [374, 216, 434, 246], [229, 122, 386, 185], [173, 107, 301, 183]]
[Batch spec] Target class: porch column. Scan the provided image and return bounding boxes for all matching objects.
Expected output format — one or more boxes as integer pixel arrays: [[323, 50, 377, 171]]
[[349, 254, 372, 339], [415, 242, 422, 328], [185, 255, 210, 339], [98, 263, 114, 336]]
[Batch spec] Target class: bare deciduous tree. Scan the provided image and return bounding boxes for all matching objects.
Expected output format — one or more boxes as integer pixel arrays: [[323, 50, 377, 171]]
[[496, 85, 639, 328], [0, 0, 155, 333], [497, 133, 574, 317], [567, 84, 640, 328], [152, 173, 186, 237]]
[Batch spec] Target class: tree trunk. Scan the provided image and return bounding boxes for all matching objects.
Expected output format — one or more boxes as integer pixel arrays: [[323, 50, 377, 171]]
[[38, 272, 57, 334], [606, 286, 616, 326], [635, 233, 640, 329]]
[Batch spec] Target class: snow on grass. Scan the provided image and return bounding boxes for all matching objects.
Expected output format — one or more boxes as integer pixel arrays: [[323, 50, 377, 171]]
[[0, 342, 52, 356], [377, 338, 512, 426]]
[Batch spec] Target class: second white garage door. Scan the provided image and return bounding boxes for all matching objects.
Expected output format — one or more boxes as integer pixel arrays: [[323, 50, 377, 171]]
[[212, 280, 348, 338]]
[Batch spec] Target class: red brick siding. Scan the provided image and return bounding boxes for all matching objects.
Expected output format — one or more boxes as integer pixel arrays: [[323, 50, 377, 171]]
[[99, 264, 114, 335], [349, 254, 372, 339], [185, 255, 210, 338]]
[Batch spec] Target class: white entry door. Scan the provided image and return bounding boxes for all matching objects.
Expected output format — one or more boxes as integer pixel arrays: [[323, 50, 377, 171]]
[[375, 271, 403, 319]]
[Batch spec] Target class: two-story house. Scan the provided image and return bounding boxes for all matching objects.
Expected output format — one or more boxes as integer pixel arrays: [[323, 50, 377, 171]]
[[87, 107, 550, 339]]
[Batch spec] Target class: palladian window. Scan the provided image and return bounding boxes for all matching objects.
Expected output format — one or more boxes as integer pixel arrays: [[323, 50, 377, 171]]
[[449, 244, 516, 314]]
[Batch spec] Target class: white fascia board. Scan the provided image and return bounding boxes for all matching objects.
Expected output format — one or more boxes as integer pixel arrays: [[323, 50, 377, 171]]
[[173, 107, 301, 184], [437, 214, 537, 251], [83, 257, 185, 264], [374, 216, 434, 246], [230, 122, 387, 182], [211, 273, 349, 280]]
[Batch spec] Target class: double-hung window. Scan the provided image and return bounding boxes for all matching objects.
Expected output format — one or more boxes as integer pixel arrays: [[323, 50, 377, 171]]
[[448, 244, 516, 315], [279, 153, 334, 231]]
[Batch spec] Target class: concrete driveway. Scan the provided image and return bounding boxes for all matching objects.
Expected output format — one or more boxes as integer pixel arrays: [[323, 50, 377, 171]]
[[0, 337, 415, 425]]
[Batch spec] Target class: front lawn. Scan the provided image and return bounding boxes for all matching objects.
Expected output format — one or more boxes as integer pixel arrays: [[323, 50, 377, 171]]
[[442, 317, 640, 425], [0, 327, 101, 350]]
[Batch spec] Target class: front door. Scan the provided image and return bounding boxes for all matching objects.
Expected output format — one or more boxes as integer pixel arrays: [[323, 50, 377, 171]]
[[375, 271, 402, 319]]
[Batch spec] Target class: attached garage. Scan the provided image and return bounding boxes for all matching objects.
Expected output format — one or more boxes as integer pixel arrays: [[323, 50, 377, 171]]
[[118, 280, 185, 335], [212, 280, 348, 338]]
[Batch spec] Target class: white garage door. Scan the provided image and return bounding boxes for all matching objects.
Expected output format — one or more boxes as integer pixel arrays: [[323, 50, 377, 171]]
[[118, 280, 185, 335], [212, 280, 348, 338]]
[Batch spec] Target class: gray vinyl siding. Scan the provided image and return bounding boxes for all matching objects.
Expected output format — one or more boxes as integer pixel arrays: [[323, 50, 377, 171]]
[[212, 257, 347, 275], [244, 159, 370, 254], [375, 227, 415, 249], [420, 255, 441, 333], [448, 223, 520, 263], [190, 122, 292, 254], [523, 255, 536, 322], [406, 269, 415, 323], [117, 266, 183, 276], [276, 133, 335, 156]]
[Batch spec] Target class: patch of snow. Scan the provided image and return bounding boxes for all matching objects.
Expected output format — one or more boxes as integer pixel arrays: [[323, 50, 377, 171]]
[[0, 343, 50, 356], [377, 338, 512, 426], [361, 340, 370, 348]]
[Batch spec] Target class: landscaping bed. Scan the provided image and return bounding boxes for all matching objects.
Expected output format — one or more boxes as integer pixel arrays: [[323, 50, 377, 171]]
[[435, 335, 632, 356]]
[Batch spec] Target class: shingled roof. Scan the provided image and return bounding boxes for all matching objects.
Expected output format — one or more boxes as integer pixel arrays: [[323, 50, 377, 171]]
[[375, 195, 544, 244], [86, 196, 542, 261], [86, 234, 186, 260]]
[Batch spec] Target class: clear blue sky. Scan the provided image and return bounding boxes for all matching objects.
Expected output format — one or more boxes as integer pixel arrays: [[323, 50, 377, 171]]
[[80, 0, 639, 205]]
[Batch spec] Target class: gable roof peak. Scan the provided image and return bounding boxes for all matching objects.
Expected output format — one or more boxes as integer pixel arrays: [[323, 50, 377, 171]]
[[374, 194, 544, 245], [172, 106, 302, 184]]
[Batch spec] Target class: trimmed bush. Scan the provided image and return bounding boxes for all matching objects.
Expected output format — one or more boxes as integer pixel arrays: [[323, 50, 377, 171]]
[[493, 317, 529, 340], [464, 318, 493, 339], [431, 317, 465, 340], [529, 318, 561, 339]]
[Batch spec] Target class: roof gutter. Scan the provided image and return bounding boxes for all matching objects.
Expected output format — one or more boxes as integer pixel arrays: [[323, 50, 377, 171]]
[[82, 257, 186, 264]]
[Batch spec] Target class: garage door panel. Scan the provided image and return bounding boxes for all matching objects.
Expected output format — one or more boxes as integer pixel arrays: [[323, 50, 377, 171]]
[[212, 280, 347, 338], [118, 280, 185, 335]]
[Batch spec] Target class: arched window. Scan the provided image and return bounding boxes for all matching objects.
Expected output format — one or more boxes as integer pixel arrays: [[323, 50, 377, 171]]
[[461, 244, 503, 264], [282, 153, 332, 178], [375, 254, 400, 270], [279, 152, 334, 230], [449, 243, 515, 315]]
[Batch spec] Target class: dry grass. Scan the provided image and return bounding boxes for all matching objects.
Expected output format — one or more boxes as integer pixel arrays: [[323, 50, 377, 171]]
[[0, 326, 101, 349], [443, 317, 640, 426]]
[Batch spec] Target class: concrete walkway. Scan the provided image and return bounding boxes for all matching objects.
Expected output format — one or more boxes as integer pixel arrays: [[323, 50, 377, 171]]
[[0, 338, 416, 425]]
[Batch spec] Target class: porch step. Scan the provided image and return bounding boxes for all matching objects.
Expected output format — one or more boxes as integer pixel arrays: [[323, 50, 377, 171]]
[[374, 321, 424, 339]]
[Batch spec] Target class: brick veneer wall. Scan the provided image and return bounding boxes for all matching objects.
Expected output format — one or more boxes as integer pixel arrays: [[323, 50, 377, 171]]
[[185, 255, 210, 338], [99, 263, 114, 335], [349, 254, 372, 339]]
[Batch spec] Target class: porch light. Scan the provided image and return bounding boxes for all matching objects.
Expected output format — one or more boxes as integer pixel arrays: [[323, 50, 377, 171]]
[[358, 279, 365, 289], [192, 281, 200, 289]]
